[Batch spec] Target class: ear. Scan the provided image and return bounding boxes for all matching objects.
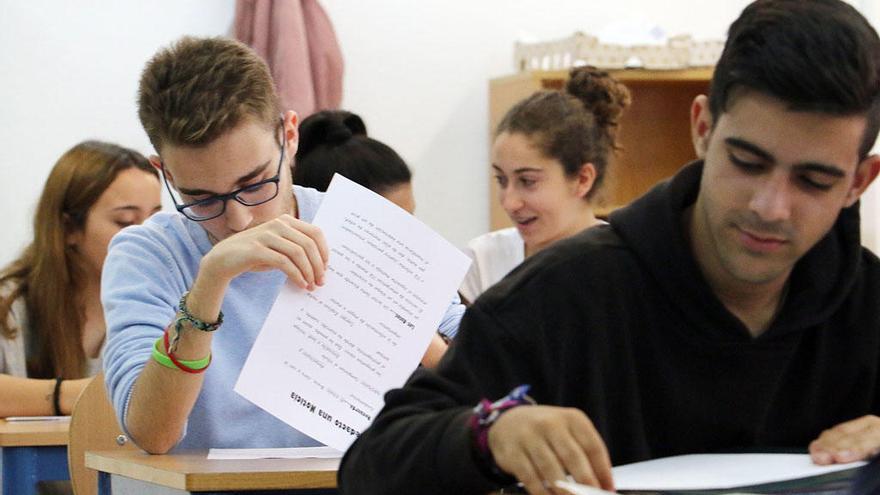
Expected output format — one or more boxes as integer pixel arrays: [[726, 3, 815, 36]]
[[573, 162, 598, 199], [690, 95, 713, 159], [844, 154, 880, 207], [283, 110, 300, 156], [149, 155, 172, 183]]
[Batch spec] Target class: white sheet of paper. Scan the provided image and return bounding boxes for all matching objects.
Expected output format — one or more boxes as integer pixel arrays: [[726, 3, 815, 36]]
[[207, 446, 342, 460], [555, 480, 615, 495], [235, 174, 471, 451], [611, 453, 864, 491]]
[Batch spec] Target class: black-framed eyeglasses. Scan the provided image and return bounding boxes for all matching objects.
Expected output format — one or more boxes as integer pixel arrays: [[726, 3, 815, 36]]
[[160, 120, 286, 222]]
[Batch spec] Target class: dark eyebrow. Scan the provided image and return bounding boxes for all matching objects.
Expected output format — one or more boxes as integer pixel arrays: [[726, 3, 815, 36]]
[[725, 137, 845, 178], [794, 162, 846, 178], [177, 160, 271, 196], [491, 164, 544, 174], [725, 138, 774, 162]]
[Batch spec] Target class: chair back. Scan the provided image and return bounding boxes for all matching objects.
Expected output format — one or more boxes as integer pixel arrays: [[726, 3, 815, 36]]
[[67, 373, 136, 495]]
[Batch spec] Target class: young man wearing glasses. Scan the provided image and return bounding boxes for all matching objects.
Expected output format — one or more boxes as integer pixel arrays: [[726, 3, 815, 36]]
[[101, 37, 463, 453]]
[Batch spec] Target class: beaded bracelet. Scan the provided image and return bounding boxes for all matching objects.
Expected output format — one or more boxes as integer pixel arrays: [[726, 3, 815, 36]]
[[469, 385, 536, 476], [177, 291, 224, 331], [167, 291, 224, 354], [151, 335, 211, 374]]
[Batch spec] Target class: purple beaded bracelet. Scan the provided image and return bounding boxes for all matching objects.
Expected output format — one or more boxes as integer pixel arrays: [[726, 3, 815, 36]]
[[469, 384, 536, 472]]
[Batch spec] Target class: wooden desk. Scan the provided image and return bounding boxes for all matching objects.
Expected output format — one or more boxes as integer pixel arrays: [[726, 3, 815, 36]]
[[0, 418, 71, 495], [86, 450, 339, 494]]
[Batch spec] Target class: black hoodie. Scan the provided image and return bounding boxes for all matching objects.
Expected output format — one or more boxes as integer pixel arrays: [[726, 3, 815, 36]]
[[338, 162, 880, 495]]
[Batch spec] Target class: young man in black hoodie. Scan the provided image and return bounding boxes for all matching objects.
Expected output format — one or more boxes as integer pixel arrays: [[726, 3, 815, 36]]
[[338, 1, 880, 494]]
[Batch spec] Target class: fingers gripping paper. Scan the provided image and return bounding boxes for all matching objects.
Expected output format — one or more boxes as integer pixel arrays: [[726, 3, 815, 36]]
[[235, 174, 471, 450]]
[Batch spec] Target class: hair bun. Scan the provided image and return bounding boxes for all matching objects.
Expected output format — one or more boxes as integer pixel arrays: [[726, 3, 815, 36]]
[[565, 66, 631, 130], [341, 112, 367, 136], [326, 123, 353, 144], [297, 110, 368, 159]]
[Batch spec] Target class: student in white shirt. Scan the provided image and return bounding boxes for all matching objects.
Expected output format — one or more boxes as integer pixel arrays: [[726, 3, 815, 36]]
[[460, 67, 630, 302]]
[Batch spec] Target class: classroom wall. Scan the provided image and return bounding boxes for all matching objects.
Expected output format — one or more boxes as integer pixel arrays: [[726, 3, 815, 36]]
[[853, 0, 880, 250], [1, 0, 878, 267], [0, 0, 237, 266]]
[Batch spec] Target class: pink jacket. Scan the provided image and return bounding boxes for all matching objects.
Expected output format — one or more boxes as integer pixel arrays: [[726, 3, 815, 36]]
[[235, 0, 344, 118]]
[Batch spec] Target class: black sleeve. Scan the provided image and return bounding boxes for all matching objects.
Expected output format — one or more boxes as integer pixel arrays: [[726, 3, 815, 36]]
[[338, 301, 546, 495]]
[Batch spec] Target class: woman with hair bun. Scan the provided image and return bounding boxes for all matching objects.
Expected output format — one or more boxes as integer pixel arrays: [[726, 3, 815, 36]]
[[461, 66, 631, 302], [294, 110, 461, 368], [295, 110, 415, 213]]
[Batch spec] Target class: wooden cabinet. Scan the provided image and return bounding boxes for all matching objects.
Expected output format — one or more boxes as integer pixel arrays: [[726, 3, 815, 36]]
[[488, 68, 712, 230]]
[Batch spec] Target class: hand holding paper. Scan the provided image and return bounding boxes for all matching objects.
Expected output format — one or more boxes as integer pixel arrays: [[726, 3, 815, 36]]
[[235, 175, 470, 451], [200, 214, 328, 291]]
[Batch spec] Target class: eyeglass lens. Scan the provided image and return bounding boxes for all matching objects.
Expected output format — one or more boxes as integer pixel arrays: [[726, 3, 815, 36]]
[[182, 181, 279, 220]]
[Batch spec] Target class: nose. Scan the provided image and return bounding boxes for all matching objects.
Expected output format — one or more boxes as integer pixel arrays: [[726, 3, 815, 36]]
[[748, 173, 792, 223], [500, 185, 524, 214], [224, 198, 254, 232]]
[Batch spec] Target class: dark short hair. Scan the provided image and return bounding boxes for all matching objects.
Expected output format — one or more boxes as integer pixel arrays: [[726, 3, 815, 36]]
[[294, 110, 411, 194], [709, 0, 880, 159]]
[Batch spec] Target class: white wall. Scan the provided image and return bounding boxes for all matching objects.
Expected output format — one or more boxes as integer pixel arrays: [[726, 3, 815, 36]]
[[855, 0, 880, 249], [0, 0, 236, 266], [2, 0, 878, 266]]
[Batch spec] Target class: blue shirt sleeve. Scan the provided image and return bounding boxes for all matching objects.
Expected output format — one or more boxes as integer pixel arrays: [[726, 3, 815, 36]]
[[101, 221, 193, 440], [437, 292, 465, 340]]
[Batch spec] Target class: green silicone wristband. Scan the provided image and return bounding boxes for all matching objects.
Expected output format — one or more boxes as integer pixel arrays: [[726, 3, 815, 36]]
[[151, 338, 211, 370]]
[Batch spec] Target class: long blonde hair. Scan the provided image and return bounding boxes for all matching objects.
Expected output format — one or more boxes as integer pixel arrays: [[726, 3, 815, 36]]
[[0, 141, 156, 378]]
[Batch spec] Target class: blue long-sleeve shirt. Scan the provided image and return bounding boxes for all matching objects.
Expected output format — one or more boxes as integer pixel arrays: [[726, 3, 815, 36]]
[[102, 185, 464, 450]]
